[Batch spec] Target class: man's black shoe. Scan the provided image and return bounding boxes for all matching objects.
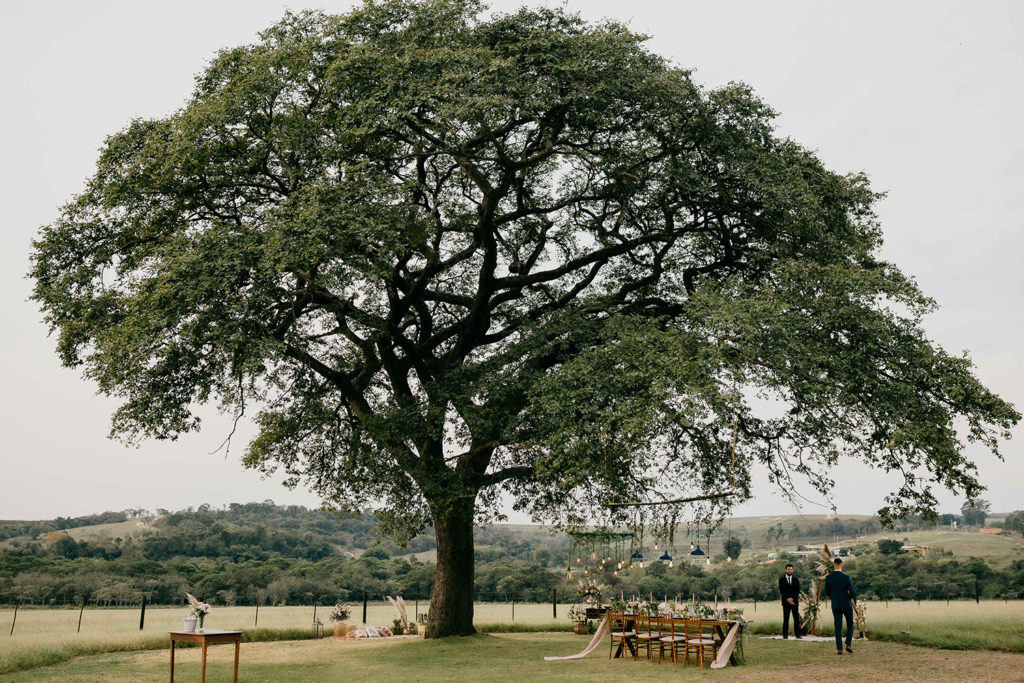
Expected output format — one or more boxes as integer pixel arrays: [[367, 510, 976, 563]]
[[846, 646, 853, 653], [782, 636, 788, 640], [836, 651, 843, 655], [795, 636, 803, 640]]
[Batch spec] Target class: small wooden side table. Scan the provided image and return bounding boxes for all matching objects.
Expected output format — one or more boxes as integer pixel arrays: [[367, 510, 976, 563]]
[[169, 630, 242, 683]]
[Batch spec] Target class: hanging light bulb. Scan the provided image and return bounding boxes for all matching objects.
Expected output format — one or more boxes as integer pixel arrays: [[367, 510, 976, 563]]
[[654, 542, 659, 551], [613, 570, 619, 578], [706, 558, 711, 566], [669, 560, 674, 568], [727, 556, 732, 563], [567, 570, 574, 579], [591, 550, 597, 561], [639, 561, 644, 568], [690, 543, 695, 551], [584, 567, 590, 576], [576, 555, 582, 565]]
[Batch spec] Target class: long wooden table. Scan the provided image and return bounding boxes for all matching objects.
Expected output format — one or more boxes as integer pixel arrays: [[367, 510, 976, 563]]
[[169, 630, 242, 682], [610, 616, 742, 666]]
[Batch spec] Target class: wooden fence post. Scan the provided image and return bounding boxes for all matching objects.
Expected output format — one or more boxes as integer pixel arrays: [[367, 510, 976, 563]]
[[9, 601, 19, 636], [975, 579, 979, 604], [78, 597, 86, 633], [255, 601, 259, 628], [139, 595, 147, 630], [363, 591, 368, 624], [512, 592, 515, 621], [552, 589, 557, 619]]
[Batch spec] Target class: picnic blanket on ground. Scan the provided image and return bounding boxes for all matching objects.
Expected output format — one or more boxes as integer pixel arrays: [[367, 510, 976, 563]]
[[543, 617, 610, 660], [344, 625, 394, 639]]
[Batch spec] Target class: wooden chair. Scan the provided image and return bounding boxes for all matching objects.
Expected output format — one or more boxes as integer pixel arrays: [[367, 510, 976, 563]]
[[634, 612, 661, 661], [607, 611, 636, 660], [657, 616, 686, 665], [683, 617, 717, 669]]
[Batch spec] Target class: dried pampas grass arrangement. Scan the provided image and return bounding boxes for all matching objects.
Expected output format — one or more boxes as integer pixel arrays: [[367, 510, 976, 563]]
[[387, 595, 409, 632]]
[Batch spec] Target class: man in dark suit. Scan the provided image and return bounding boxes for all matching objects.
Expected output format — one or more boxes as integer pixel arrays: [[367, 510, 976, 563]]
[[779, 563, 802, 639], [823, 556, 857, 654]]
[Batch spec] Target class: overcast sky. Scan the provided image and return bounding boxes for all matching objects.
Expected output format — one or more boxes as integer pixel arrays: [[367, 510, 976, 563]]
[[1, 0, 1021, 522]]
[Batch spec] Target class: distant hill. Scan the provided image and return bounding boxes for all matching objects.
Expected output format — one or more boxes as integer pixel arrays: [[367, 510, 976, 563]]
[[2, 505, 1017, 566], [1, 504, 1021, 608]]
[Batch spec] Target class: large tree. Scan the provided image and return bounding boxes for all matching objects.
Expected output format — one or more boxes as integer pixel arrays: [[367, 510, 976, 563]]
[[30, 0, 1017, 637]]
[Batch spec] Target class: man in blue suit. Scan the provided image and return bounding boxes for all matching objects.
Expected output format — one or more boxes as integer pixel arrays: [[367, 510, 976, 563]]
[[823, 556, 857, 654]]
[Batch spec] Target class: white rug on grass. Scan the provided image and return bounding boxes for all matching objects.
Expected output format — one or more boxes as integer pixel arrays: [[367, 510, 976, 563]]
[[759, 635, 834, 642]]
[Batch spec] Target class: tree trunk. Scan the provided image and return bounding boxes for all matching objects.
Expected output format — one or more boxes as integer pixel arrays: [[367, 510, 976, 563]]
[[425, 504, 476, 638]]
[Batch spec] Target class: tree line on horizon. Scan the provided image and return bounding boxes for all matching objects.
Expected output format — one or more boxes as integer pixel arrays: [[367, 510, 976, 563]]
[[1, 502, 1022, 609]]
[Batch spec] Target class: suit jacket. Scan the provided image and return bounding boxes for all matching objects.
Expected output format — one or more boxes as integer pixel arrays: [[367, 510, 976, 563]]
[[779, 575, 800, 603], [823, 570, 857, 610]]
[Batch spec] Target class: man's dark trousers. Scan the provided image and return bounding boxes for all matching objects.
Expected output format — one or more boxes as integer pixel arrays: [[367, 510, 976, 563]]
[[782, 601, 800, 638], [832, 607, 854, 651]]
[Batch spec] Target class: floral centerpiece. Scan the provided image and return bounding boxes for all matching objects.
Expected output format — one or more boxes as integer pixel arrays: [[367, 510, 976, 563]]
[[576, 578, 605, 606], [185, 593, 211, 631], [683, 602, 714, 618], [626, 599, 653, 615]]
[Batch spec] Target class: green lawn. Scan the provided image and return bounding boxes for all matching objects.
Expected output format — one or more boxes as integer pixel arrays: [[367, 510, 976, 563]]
[[4, 632, 1024, 683], [5, 600, 1023, 676]]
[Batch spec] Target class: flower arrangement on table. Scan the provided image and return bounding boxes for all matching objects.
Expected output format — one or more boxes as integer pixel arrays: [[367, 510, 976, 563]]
[[682, 602, 715, 618], [185, 593, 211, 629], [576, 578, 605, 606], [330, 604, 352, 622], [717, 606, 744, 621], [626, 599, 653, 615]]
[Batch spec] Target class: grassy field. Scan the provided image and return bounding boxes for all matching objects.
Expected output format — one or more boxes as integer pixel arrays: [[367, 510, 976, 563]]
[[853, 529, 1024, 567], [3, 599, 1023, 676], [0, 603, 561, 675], [4, 631, 1024, 683]]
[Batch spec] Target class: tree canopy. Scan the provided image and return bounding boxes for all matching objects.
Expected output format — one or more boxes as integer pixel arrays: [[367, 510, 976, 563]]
[[30, 0, 1017, 636]]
